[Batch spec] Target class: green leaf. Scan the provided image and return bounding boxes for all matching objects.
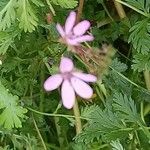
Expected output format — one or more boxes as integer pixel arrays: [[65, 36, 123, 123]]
[[132, 53, 150, 72], [110, 139, 125, 150], [76, 107, 131, 143], [0, 27, 20, 54], [111, 58, 127, 72], [51, 0, 78, 8], [128, 19, 150, 54], [0, 82, 27, 129], [0, 0, 17, 31], [112, 93, 141, 123], [124, 0, 150, 14], [17, 0, 38, 32]]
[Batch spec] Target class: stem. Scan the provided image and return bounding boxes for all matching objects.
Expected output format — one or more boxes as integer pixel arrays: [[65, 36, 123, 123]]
[[32, 115, 47, 150], [76, 0, 84, 23], [45, 0, 56, 16], [39, 64, 45, 112], [101, 2, 114, 21], [71, 0, 85, 135], [73, 100, 82, 134], [144, 70, 150, 91], [143, 70, 150, 116], [28, 107, 89, 120], [140, 102, 146, 124], [115, 0, 150, 17], [53, 103, 64, 147], [114, 0, 126, 19]]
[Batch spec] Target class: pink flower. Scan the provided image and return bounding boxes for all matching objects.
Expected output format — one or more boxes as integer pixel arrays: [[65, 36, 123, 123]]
[[44, 57, 97, 109], [56, 11, 94, 46]]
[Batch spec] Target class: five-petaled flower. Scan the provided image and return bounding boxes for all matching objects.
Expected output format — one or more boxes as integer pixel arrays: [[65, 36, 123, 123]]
[[56, 11, 94, 46], [44, 57, 97, 109]]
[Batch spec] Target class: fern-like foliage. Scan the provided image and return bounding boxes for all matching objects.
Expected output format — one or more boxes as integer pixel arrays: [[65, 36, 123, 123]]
[[0, 0, 44, 32], [128, 18, 150, 54], [51, 0, 78, 8], [132, 53, 150, 72], [0, 27, 20, 54], [76, 93, 144, 144], [76, 104, 132, 143], [0, 0, 17, 31], [112, 93, 141, 123], [17, 0, 38, 32], [110, 139, 125, 150], [0, 82, 27, 129], [124, 0, 150, 14]]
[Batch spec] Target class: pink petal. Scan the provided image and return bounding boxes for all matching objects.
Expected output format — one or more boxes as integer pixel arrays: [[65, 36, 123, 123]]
[[71, 35, 94, 43], [73, 20, 91, 36], [72, 72, 97, 82], [59, 57, 74, 73], [61, 80, 75, 109], [56, 23, 65, 37], [65, 11, 76, 35], [44, 74, 63, 91], [71, 77, 93, 99], [66, 38, 80, 46]]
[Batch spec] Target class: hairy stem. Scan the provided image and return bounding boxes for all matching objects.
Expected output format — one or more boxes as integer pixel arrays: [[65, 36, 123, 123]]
[[144, 70, 150, 91], [73, 100, 82, 134], [71, 0, 85, 135], [143, 70, 150, 116], [76, 0, 84, 23], [32, 115, 47, 150], [114, 0, 126, 19], [40, 64, 45, 112]]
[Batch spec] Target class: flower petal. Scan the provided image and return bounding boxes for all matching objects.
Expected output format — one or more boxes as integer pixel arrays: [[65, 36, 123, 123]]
[[61, 80, 75, 109], [44, 74, 63, 91], [72, 72, 97, 82], [65, 11, 76, 34], [66, 38, 79, 46], [59, 57, 74, 73], [56, 23, 65, 37], [71, 35, 94, 43], [73, 20, 91, 36], [71, 77, 93, 99]]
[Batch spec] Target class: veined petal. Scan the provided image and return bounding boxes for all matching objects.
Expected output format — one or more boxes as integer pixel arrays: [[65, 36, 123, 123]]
[[72, 35, 94, 43], [71, 77, 93, 99], [44, 74, 63, 91], [72, 72, 97, 82], [59, 57, 74, 73], [73, 20, 91, 36], [65, 11, 76, 35], [56, 23, 65, 37], [61, 80, 75, 109]]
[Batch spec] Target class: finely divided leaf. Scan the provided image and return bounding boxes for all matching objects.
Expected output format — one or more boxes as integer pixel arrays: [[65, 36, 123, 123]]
[[0, 0, 17, 31], [0, 82, 27, 129], [51, 0, 78, 8], [128, 19, 150, 54]]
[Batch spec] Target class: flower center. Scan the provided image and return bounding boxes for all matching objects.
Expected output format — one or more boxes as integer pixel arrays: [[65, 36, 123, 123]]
[[62, 72, 72, 80]]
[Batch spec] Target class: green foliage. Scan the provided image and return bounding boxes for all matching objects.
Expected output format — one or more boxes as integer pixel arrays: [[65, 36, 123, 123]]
[[128, 18, 150, 54], [17, 0, 39, 32], [76, 93, 145, 145], [51, 0, 78, 8], [124, 0, 150, 14], [0, 0, 44, 32], [132, 53, 150, 72], [0, 82, 27, 129], [110, 139, 125, 150], [0, 0, 16, 31], [0, 27, 20, 54], [112, 93, 141, 123]]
